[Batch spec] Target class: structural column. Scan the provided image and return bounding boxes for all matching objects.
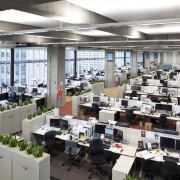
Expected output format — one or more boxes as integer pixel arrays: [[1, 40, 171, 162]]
[[130, 51, 138, 77], [160, 52, 165, 64], [105, 50, 115, 88], [154, 52, 159, 65], [143, 52, 150, 69], [10, 48, 14, 86], [47, 45, 65, 108]]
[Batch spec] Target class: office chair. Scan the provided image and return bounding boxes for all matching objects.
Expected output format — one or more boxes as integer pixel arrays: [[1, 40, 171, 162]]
[[88, 139, 107, 180], [40, 130, 57, 161], [9, 91, 19, 103], [62, 140, 81, 171], [161, 160, 180, 180], [125, 109, 136, 124], [117, 122, 130, 128], [157, 114, 168, 129], [19, 92, 26, 102], [130, 90, 138, 100], [91, 103, 100, 118]]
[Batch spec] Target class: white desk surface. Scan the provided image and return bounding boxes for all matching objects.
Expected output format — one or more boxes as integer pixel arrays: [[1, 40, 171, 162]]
[[121, 143, 137, 157]]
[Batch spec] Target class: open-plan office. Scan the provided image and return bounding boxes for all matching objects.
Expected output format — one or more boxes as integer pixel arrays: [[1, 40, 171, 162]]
[[1, 1, 180, 180]]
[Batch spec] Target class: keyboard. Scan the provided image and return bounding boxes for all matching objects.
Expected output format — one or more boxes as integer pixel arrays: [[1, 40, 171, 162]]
[[103, 140, 111, 149], [163, 155, 179, 163]]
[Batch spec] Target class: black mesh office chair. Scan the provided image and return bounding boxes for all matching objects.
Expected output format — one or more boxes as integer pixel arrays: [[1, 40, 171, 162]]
[[40, 130, 57, 161], [62, 140, 81, 171], [157, 114, 168, 129], [88, 139, 107, 180], [130, 90, 138, 100], [125, 109, 136, 124], [9, 91, 19, 103], [161, 160, 180, 180], [92, 103, 100, 118], [19, 92, 26, 102]]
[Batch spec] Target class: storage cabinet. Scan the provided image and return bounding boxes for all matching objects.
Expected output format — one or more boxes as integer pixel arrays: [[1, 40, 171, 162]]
[[99, 109, 117, 123], [0, 145, 13, 180], [0, 144, 50, 180]]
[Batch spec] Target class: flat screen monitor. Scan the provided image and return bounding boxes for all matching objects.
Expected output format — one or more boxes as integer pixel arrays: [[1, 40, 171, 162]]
[[162, 88, 168, 94], [160, 136, 175, 150], [18, 87, 25, 92], [104, 128, 114, 140], [163, 104, 172, 112], [131, 86, 137, 91], [94, 124, 106, 134], [137, 86, 141, 91], [176, 139, 180, 151], [32, 88, 38, 93], [93, 96, 100, 103], [121, 99, 128, 108], [113, 129, 123, 142], [155, 103, 164, 111], [50, 118, 60, 128], [59, 119, 68, 130]]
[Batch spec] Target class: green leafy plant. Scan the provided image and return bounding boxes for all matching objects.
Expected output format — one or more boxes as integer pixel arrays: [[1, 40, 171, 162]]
[[42, 107, 47, 113], [32, 145, 44, 158], [27, 113, 33, 120], [26, 143, 35, 154], [36, 107, 42, 115], [19, 102, 23, 106], [125, 174, 138, 180], [11, 103, 16, 109], [119, 80, 128, 86], [23, 100, 28, 105], [1, 134, 12, 145], [0, 106, 5, 112], [6, 105, 11, 110], [18, 140, 28, 151], [32, 111, 37, 118], [28, 99, 33, 104], [74, 88, 91, 96], [9, 137, 18, 147], [0, 134, 3, 142]]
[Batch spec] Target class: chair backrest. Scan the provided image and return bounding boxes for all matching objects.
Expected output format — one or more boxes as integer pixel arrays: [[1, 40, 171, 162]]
[[89, 139, 104, 155], [44, 130, 57, 147], [159, 114, 167, 125], [65, 140, 78, 154], [131, 90, 137, 99], [125, 109, 135, 119], [92, 103, 99, 111], [117, 122, 130, 128]]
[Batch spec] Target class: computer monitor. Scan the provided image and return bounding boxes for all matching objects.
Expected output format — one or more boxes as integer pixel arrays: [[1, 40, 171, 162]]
[[50, 118, 60, 128], [163, 104, 172, 112], [162, 88, 168, 94], [113, 129, 123, 142], [59, 119, 68, 130], [155, 103, 164, 111], [176, 139, 180, 151], [131, 85, 137, 91], [137, 86, 141, 91], [104, 127, 114, 140], [121, 99, 128, 108], [18, 86, 25, 92], [93, 96, 100, 103], [160, 136, 175, 150], [94, 124, 106, 134], [32, 88, 38, 93], [38, 83, 44, 88]]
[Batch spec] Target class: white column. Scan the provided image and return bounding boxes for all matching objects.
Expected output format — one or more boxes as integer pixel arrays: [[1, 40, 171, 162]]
[[105, 50, 115, 87], [130, 51, 138, 77], [47, 45, 65, 108]]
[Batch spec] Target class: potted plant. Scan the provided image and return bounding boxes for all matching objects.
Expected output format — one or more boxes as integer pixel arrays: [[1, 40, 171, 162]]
[[125, 174, 138, 180], [18, 139, 28, 151], [9, 137, 18, 147], [26, 143, 35, 154], [11, 103, 16, 109], [32, 145, 44, 158]]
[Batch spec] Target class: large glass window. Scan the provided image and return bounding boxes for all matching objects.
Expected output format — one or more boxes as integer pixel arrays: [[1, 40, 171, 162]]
[[14, 48, 47, 86]]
